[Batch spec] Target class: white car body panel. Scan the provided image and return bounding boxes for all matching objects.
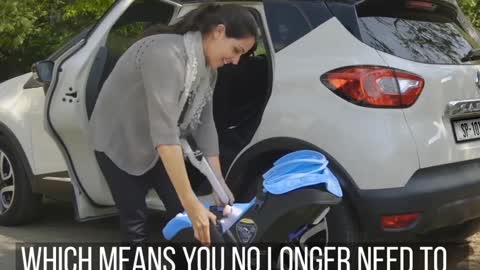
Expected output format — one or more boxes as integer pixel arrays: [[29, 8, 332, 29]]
[[24, 80, 68, 175], [0, 74, 67, 176], [378, 52, 480, 168], [248, 18, 420, 190]]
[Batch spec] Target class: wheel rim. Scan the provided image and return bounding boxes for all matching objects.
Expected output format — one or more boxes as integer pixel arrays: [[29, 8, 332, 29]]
[[0, 150, 15, 214]]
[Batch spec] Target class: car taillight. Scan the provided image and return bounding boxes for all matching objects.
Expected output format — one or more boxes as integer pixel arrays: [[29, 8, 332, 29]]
[[320, 66, 425, 108], [405, 1, 437, 11], [381, 213, 421, 230]]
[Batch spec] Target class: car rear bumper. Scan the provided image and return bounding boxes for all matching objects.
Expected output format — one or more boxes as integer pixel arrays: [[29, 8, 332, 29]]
[[354, 158, 480, 239]]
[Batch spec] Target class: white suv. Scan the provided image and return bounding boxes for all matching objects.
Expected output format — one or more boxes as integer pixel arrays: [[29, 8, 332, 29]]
[[2, 0, 480, 243]]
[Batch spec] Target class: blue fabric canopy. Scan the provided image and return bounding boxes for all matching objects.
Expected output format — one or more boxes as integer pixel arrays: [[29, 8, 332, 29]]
[[262, 150, 343, 197]]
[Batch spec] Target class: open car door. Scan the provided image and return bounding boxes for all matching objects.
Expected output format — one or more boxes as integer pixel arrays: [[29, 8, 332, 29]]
[[43, 0, 181, 221]]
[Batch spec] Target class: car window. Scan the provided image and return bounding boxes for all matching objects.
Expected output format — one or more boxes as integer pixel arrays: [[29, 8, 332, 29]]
[[47, 27, 93, 61], [355, 1, 480, 65], [263, 0, 332, 52], [105, 0, 174, 58], [358, 16, 480, 65], [47, 1, 115, 61]]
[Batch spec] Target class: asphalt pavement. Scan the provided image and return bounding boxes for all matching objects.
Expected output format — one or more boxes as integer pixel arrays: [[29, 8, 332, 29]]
[[0, 199, 169, 269], [1, 199, 480, 269]]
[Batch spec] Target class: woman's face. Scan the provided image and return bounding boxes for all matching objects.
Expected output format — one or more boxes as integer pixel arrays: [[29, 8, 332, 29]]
[[204, 24, 256, 69]]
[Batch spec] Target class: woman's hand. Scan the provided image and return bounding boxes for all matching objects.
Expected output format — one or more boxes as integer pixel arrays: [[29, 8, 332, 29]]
[[207, 156, 235, 206], [183, 197, 217, 246], [157, 145, 217, 245], [212, 176, 235, 206]]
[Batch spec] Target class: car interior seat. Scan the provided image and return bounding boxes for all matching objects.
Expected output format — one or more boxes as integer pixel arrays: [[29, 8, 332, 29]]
[[85, 47, 120, 120], [213, 53, 270, 173]]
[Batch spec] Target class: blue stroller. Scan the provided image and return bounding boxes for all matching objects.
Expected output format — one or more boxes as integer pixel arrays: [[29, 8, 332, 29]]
[[162, 137, 342, 245]]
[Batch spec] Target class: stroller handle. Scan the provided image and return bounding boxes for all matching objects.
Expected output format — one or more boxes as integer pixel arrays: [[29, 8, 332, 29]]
[[180, 138, 230, 206]]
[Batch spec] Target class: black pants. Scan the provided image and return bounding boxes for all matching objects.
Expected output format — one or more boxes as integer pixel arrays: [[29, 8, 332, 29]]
[[95, 151, 184, 244]]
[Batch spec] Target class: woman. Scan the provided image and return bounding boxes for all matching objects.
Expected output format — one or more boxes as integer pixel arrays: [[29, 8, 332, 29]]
[[89, 4, 258, 246]]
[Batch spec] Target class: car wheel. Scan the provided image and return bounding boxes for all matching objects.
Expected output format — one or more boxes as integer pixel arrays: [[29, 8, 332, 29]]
[[0, 136, 42, 226], [326, 201, 363, 243]]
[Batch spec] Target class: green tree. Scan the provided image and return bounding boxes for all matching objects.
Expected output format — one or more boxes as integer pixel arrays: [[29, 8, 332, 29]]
[[0, 0, 479, 83], [0, 0, 114, 82], [458, 0, 480, 28]]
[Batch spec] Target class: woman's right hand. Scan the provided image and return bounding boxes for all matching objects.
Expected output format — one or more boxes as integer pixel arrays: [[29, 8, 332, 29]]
[[156, 145, 217, 245], [183, 197, 217, 246]]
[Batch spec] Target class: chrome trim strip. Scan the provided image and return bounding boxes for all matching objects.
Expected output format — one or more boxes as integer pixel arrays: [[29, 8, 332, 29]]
[[445, 99, 480, 118], [476, 71, 480, 90]]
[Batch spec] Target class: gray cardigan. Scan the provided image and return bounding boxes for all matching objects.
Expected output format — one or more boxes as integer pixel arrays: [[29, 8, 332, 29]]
[[89, 32, 219, 176]]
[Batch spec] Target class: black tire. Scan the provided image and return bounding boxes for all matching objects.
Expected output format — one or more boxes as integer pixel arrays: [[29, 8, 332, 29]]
[[326, 200, 363, 244], [234, 173, 263, 203], [0, 135, 42, 226]]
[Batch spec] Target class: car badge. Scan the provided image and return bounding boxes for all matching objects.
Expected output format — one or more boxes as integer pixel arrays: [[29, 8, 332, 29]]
[[476, 71, 480, 90], [446, 99, 480, 118]]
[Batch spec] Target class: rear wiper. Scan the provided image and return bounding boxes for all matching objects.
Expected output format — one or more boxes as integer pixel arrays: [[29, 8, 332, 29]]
[[461, 48, 480, 62]]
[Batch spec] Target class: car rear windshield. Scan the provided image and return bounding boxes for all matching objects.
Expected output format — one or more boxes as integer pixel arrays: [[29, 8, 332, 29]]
[[356, 1, 480, 65]]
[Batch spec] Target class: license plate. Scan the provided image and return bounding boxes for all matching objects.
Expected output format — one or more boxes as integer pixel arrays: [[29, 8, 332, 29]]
[[453, 118, 480, 142]]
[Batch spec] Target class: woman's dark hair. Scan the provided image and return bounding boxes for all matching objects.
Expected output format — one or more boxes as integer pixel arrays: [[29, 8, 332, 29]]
[[143, 4, 258, 40]]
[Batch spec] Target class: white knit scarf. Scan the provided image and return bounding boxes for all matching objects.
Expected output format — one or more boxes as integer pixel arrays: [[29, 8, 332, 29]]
[[178, 31, 217, 133]]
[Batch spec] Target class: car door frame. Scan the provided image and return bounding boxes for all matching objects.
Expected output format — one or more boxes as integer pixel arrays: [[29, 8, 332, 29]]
[[44, 0, 182, 221]]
